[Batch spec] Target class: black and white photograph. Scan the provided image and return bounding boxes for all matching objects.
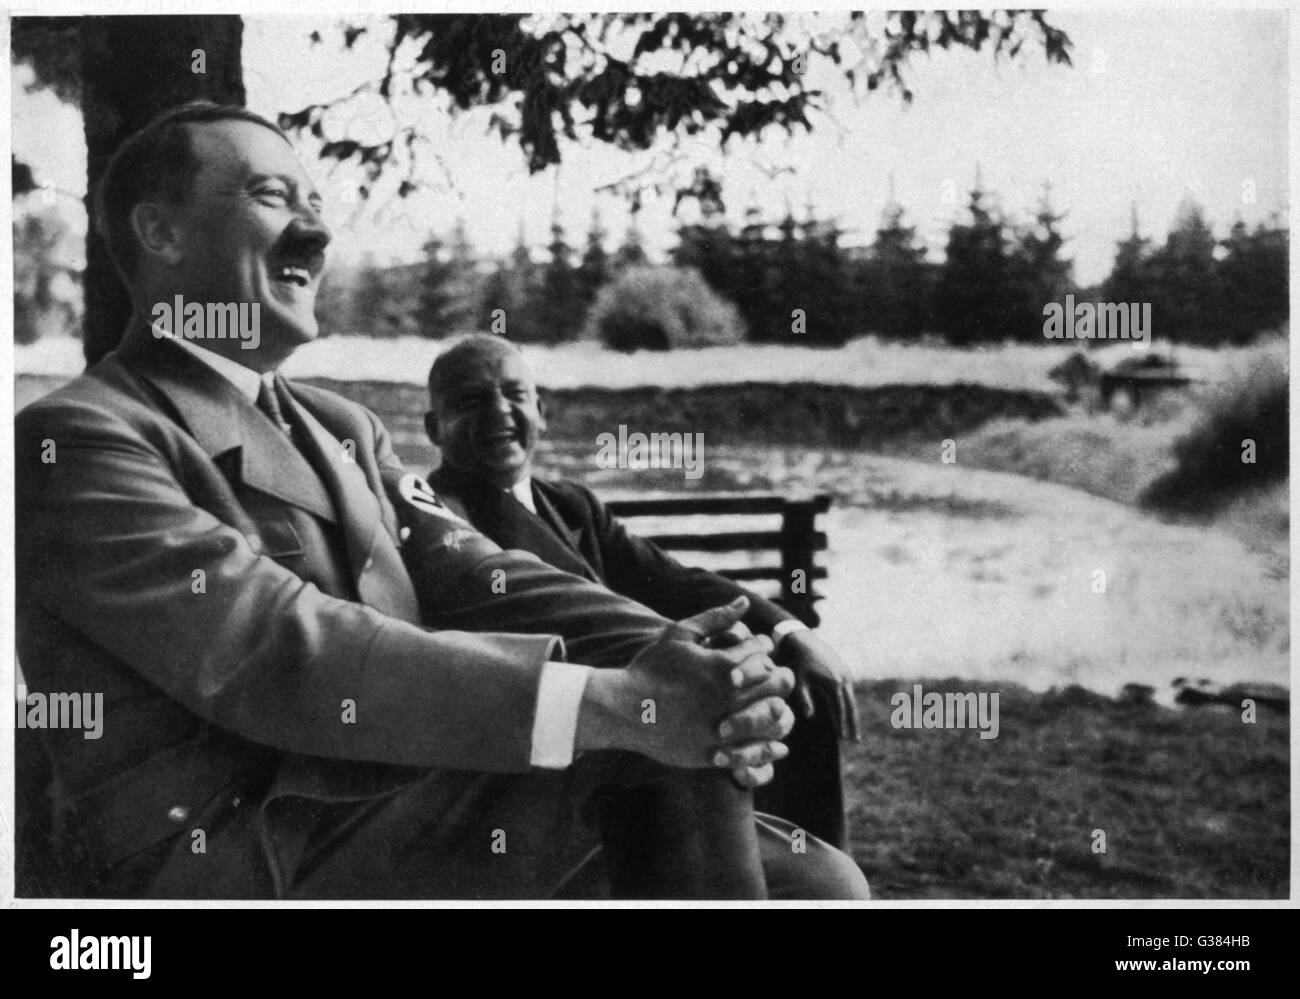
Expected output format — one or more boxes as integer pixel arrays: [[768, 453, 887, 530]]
[[4, 2, 1290, 918]]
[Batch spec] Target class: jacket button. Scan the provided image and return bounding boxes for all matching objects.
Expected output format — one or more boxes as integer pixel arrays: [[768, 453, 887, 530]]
[[399, 527, 411, 542], [167, 805, 191, 825]]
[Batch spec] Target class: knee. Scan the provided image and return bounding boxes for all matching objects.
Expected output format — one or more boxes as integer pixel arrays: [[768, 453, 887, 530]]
[[807, 843, 871, 900], [761, 820, 871, 900]]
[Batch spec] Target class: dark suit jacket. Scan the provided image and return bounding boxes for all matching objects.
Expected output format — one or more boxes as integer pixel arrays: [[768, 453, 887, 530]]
[[427, 465, 797, 636], [425, 465, 849, 849], [15, 329, 672, 898]]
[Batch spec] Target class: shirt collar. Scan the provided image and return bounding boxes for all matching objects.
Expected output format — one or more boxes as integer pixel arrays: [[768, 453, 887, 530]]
[[169, 336, 269, 402], [509, 477, 536, 514]]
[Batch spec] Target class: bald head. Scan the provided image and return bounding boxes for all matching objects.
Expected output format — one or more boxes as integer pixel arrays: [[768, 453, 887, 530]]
[[424, 335, 546, 488], [427, 335, 524, 404]]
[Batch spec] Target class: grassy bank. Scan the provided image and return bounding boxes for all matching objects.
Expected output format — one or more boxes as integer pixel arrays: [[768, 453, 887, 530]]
[[846, 680, 1288, 899]]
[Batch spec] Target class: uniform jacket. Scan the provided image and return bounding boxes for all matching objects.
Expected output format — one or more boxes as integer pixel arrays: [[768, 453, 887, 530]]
[[15, 329, 669, 897]]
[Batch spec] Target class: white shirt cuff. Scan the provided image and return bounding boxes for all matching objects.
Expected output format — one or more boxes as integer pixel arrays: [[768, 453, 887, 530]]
[[529, 662, 595, 769], [771, 619, 810, 647]]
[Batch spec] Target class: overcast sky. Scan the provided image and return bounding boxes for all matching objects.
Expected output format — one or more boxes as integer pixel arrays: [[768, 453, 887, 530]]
[[10, 5, 1290, 286]]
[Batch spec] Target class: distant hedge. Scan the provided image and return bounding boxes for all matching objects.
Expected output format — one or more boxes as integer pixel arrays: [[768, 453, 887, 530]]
[[584, 265, 746, 352], [1142, 343, 1288, 515]]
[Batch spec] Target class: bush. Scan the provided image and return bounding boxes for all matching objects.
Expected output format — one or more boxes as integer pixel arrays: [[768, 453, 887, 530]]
[[1141, 336, 1289, 515], [583, 265, 747, 352]]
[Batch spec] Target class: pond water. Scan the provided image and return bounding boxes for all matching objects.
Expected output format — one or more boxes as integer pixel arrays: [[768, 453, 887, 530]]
[[534, 443, 1289, 706]]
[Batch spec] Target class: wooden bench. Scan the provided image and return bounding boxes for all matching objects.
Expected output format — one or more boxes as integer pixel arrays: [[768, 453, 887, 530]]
[[605, 492, 832, 627]]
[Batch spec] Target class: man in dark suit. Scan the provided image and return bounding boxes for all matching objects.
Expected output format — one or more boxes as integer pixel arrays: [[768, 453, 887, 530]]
[[424, 335, 860, 848], [15, 102, 869, 900]]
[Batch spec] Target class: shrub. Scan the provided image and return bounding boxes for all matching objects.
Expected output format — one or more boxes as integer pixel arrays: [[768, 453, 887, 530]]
[[1141, 336, 1288, 515], [583, 265, 747, 351]]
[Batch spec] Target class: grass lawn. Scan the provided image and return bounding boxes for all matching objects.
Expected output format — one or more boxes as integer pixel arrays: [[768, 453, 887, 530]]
[[845, 680, 1288, 899]]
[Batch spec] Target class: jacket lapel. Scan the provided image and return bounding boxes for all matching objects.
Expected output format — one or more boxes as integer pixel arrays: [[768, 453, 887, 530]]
[[119, 334, 338, 525], [277, 381, 420, 624], [278, 383, 377, 571], [119, 331, 418, 623], [530, 485, 589, 557]]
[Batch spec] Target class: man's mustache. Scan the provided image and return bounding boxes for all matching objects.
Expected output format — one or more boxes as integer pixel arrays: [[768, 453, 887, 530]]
[[270, 226, 328, 278]]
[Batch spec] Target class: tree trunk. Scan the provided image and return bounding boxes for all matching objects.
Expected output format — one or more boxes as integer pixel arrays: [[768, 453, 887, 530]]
[[81, 15, 245, 367]]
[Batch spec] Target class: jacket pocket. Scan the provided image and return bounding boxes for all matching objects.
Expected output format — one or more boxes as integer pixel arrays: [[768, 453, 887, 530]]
[[68, 737, 255, 873]]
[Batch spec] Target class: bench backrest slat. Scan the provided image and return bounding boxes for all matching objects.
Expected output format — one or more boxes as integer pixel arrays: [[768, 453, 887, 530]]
[[606, 492, 832, 626]]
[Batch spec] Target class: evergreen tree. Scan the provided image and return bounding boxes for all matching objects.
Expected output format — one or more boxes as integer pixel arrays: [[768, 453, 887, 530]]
[[1013, 182, 1074, 337], [416, 220, 478, 337], [675, 202, 859, 345], [538, 213, 584, 342], [1148, 199, 1221, 345], [478, 261, 514, 338], [787, 207, 855, 346], [862, 203, 932, 340], [353, 254, 398, 336], [734, 204, 778, 341], [313, 265, 353, 338], [669, 169, 738, 327], [416, 235, 457, 337], [672, 219, 738, 318], [613, 208, 648, 271], [771, 208, 804, 341], [485, 223, 546, 342], [509, 220, 535, 276], [1217, 216, 1288, 343], [578, 207, 610, 305], [1101, 204, 1154, 309], [448, 217, 474, 271], [934, 178, 1032, 344]]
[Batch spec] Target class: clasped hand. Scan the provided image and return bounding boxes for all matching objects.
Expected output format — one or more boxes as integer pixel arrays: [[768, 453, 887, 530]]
[[621, 596, 796, 788]]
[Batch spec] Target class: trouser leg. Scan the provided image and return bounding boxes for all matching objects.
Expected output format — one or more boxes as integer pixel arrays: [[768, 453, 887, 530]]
[[278, 753, 767, 900], [560, 811, 870, 901], [753, 682, 848, 849], [595, 763, 766, 899], [755, 814, 870, 900]]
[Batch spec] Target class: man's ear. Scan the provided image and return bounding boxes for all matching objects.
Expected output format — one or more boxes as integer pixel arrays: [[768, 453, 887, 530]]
[[130, 202, 186, 268], [535, 396, 547, 432], [423, 410, 442, 447]]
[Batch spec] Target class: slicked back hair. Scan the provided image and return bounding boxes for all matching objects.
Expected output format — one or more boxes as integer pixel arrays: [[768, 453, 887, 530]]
[[94, 101, 290, 285]]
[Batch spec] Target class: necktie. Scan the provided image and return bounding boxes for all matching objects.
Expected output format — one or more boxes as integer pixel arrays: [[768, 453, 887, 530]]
[[257, 377, 293, 436]]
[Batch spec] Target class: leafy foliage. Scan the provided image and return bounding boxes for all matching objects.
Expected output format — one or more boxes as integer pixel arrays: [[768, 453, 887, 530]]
[[283, 12, 1072, 200], [13, 208, 79, 345], [584, 265, 747, 352], [13, 14, 248, 365], [12, 157, 37, 198], [1142, 339, 1288, 514], [11, 17, 84, 105]]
